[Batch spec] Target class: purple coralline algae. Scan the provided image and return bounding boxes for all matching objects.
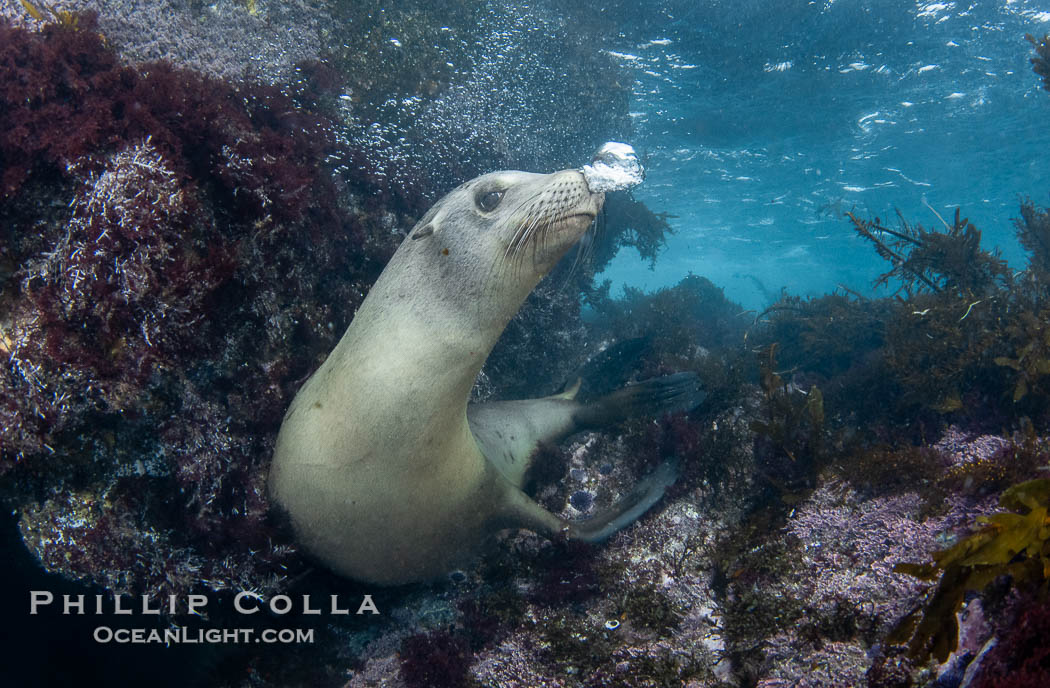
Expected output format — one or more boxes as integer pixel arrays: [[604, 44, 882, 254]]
[[751, 481, 993, 686]]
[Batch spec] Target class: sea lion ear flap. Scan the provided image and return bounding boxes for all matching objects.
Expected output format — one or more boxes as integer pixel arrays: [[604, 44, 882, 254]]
[[411, 224, 434, 240]]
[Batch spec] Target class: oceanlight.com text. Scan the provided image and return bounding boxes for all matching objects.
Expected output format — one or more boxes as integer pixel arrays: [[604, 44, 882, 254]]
[[93, 626, 315, 645]]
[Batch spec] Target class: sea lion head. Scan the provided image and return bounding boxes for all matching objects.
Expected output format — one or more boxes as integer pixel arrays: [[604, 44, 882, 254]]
[[410, 169, 602, 275], [394, 168, 604, 331]]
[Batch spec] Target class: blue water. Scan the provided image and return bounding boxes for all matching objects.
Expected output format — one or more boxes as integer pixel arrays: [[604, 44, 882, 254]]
[[596, 0, 1050, 310]]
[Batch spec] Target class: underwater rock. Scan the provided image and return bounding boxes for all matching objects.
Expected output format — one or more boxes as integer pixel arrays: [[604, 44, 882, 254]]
[[335, 418, 1031, 688], [968, 594, 1050, 688], [0, 14, 400, 603], [720, 418, 1016, 688], [725, 483, 948, 685], [2, 0, 330, 83]]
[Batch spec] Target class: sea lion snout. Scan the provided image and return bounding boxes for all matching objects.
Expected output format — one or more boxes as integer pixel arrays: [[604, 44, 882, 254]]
[[494, 168, 603, 273]]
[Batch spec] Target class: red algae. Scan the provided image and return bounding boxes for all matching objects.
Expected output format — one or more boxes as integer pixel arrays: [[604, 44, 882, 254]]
[[0, 13, 400, 604]]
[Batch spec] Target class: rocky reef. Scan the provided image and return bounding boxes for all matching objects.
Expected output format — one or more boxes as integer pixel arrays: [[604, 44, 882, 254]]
[[3, 5, 1050, 688]]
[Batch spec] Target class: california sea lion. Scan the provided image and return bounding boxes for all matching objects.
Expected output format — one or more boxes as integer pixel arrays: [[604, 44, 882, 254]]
[[268, 164, 701, 585]]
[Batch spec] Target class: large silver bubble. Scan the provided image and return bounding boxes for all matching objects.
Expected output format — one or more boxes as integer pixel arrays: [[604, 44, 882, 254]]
[[581, 142, 644, 193]]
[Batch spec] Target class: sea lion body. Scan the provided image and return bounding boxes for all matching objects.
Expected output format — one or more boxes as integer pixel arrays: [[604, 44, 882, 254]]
[[269, 169, 694, 585]]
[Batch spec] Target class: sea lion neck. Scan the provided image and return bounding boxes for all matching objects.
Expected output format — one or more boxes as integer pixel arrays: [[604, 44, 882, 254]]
[[326, 241, 528, 414]]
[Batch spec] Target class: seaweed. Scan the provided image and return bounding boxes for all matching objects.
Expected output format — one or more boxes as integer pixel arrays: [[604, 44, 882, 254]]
[[890, 478, 1050, 663], [981, 201, 1050, 410], [994, 309, 1050, 402], [832, 445, 945, 500], [938, 436, 1050, 502], [812, 207, 1024, 418], [752, 343, 826, 463], [750, 343, 828, 496], [1027, 33, 1050, 93], [881, 290, 1007, 416], [590, 192, 676, 271], [580, 274, 752, 494], [847, 208, 1011, 299], [18, 0, 79, 29], [757, 292, 888, 380], [616, 585, 684, 635], [754, 203, 1021, 424], [752, 292, 903, 438], [1014, 198, 1050, 298], [585, 274, 749, 361]]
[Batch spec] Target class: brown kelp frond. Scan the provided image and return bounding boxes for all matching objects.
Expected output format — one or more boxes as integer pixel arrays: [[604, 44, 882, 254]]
[[994, 309, 1050, 402], [890, 478, 1050, 663], [19, 0, 80, 30]]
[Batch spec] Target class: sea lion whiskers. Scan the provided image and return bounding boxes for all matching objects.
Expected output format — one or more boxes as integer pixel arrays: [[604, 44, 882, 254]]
[[534, 182, 586, 265], [500, 190, 542, 257], [498, 189, 550, 274], [505, 181, 586, 269], [512, 193, 548, 251], [561, 210, 603, 287]]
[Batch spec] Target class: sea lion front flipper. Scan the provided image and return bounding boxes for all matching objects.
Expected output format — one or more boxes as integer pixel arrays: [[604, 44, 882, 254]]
[[573, 372, 706, 429], [498, 458, 679, 542]]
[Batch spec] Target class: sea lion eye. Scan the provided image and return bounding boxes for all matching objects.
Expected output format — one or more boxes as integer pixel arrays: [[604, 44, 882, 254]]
[[476, 189, 504, 212]]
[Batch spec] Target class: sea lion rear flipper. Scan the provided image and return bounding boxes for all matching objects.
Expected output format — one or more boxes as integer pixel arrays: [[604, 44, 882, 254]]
[[567, 458, 679, 542], [573, 372, 706, 429], [498, 459, 679, 542]]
